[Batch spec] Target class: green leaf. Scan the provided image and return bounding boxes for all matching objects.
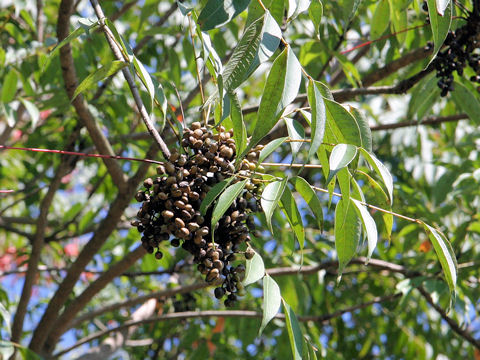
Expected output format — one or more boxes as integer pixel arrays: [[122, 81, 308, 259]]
[[348, 107, 372, 153], [389, 0, 408, 43], [427, 0, 452, 60], [284, 118, 305, 158], [259, 275, 281, 335], [261, 178, 288, 233], [211, 179, 248, 231], [198, 0, 251, 31], [280, 186, 305, 253], [290, 176, 323, 230], [72, 60, 128, 101], [282, 299, 303, 360], [328, 143, 357, 182], [307, 79, 326, 160], [351, 198, 378, 261], [308, 0, 323, 32], [229, 92, 248, 157], [359, 148, 394, 205], [247, 47, 302, 153], [408, 74, 440, 120], [243, 250, 265, 286], [334, 198, 361, 275], [324, 98, 362, 147], [258, 137, 288, 164], [19, 98, 40, 130], [222, 13, 281, 92], [133, 56, 155, 111], [0, 340, 14, 360], [423, 223, 457, 296], [1, 103, 16, 127], [200, 178, 234, 215], [0, 302, 11, 336], [451, 81, 480, 124], [1, 69, 18, 103], [371, 0, 390, 39], [44, 21, 99, 68]]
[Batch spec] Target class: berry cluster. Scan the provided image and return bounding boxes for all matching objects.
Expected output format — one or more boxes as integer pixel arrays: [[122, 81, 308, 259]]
[[432, 10, 480, 96], [132, 122, 263, 306]]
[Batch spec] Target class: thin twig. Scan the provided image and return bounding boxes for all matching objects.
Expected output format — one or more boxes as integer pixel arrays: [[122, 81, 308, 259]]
[[89, 0, 171, 159], [370, 114, 468, 131], [54, 293, 400, 358]]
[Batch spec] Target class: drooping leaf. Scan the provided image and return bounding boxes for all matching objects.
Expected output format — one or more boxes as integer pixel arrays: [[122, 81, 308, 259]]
[[328, 144, 357, 182], [73, 60, 128, 101], [246, 47, 302, 154], [336, 167, 351, 207], [259, 275, 281, 335], [257, 137, 288, 164], [261, 178, 288, 233], [407, 74, 440, 121], [243, 250, 265, 286], [427, 0, 452, 61], [389, 0, 408, 43], [222, 12, 281, 92], [284, 118, 305, 158], [359, 148, 394, 205], [200, 178, 234, 215], [423, 223, 457, 297], [280, 186, 305, 253], [197, 0, 251, 31], [290, 176, 323, 230], [211, 179, 248, 231], [451, 81, 480, 124], [351, 198, 378, 262], [282, 299, 303, 360], [44, 20, 99, 68], [307, 79, 326, 160], [334, 198, 361, 275], [133, 56, 156, 110], [371, 0, 390, 39]]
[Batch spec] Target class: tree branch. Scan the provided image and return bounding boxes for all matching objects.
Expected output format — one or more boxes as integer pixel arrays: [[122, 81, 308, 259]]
[[55, 293, 400, 358], [56, 0, 128, 192], [370, 114, 468, 131], [89, 0, 171, 159], [43, 246, 146, 354], [417, 287, 480, 350]]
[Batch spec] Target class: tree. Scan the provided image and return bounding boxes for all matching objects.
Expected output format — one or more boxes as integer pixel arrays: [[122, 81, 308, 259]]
[[0, 0, 479, 358]]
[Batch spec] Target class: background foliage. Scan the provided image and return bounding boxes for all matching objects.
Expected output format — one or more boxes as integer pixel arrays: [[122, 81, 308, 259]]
[[0, 0, 479, 359]]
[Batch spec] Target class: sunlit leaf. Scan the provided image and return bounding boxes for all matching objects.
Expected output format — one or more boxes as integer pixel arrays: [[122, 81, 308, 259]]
[[423, 223, 457, 297], [328, 143, 357, 182], [427, 0, 452, 61], [243, 250, 265, 286], [257, 137, 288, 164], [282, 299, 303, 360], [359, 148, 394, 205], [247, 47, 302, 154], [261, 179, 288, 233], [284, 118, 305, 158], [371, 0, 390, 39], [198, 0, 251, 31], [351, 198, 378, 261], [1, 70, 18, 103], [290, 176, 323, 230], [73, 60, 128, 101], [200, 178, 234, 215], [335, 199, 361, 275], [211, 179, 247, 230], [229, 92, 248, 157], [324, 99, 362, 147], [451, 81, 480, 124], [307, 79, 326, 160], [259, 275, 281, 335]]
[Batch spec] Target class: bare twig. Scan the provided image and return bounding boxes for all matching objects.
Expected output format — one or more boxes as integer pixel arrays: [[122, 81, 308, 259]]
[[36, 0, 44, 42], [89, 0, 171, 159], [54, 293, 400, 358], [371, 114, 468, 131]]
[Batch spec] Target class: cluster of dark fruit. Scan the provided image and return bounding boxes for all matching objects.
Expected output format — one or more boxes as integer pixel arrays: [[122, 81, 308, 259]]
[[428, 7, 480, 96], [131, 122, 263, 307]]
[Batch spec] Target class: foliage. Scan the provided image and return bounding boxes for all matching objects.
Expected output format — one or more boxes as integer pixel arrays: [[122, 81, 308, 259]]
[[0, 0, 480, 359]]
